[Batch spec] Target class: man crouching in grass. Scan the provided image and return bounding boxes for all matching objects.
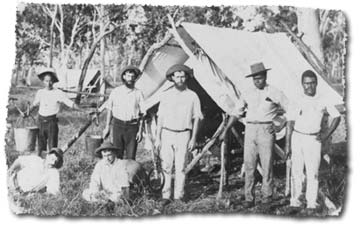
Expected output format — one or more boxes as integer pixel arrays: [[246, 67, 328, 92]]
[[82, 141, 145, 203], [8, 148, 64, 195]]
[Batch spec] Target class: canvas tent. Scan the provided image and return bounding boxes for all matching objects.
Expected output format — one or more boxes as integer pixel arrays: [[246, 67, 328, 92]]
[[136, 22, 344, 115], [54, 69, 101, 98]]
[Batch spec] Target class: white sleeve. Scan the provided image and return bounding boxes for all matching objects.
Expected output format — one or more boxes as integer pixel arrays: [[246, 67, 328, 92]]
[[106, 90, 114, 110], [87, 163, 102, 193], [192, 94, 203, 120], [138, 90, 145, 115], [33, 90, 41, 106], [326, 104, 341, 118], [46, 169, 60, 195], [58, 90, 74, 108], [229, 97, 246, 117]]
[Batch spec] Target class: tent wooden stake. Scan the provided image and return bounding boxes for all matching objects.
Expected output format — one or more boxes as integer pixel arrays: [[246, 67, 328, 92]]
[[184, 119, 226, 174], [217, 140, 227, 200]]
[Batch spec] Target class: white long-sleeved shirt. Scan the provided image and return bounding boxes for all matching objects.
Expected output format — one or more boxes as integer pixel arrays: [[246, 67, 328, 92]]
[[86, 158, 129, 196], [33, 88, 74, 116]]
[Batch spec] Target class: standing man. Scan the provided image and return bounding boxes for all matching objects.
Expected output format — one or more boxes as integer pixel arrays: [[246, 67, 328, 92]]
[[28, 68, 80, 156], [155, 64, 203, 205], [103, 65, 144, 160], [220, 62, 288, 208], [286, 70, 340, 210]]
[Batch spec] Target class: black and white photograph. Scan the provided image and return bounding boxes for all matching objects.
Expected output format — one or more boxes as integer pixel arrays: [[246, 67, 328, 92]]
[[2, 0, 352, 222]]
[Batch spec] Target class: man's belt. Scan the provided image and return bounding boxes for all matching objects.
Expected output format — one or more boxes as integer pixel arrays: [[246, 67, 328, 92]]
[[113, 117, 139, 126], [163, 127, 191, 133], [38, 114, 57, 123], [246, 121, 273, 124], [294, 129, 319, 136]]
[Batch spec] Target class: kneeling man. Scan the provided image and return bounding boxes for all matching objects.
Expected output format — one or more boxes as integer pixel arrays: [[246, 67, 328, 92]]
[[82, 141, 145, 203]]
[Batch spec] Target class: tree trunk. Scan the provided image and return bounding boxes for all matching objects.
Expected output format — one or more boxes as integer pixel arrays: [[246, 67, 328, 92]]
[[99, 5, 106, 101], [75, 43, 98, 104], [296, 8, 324, 62], [49, 6, 57, 68]]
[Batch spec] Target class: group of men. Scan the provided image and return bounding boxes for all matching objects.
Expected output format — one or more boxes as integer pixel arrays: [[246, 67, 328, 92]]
[[7, 61, 341, 212]]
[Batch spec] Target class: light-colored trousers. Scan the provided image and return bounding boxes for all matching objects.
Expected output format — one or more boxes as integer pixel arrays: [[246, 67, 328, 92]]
[[244, 124, 274, 202], [290, 132, 321, 208], [160, 129, 190, 199]]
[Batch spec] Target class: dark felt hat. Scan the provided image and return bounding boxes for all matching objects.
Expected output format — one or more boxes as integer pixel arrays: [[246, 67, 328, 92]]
[[120, 65, 141, 81], [95, 141, 120, 157], [48, 148, 64, 169], [37, 67, 59, 83], [245, 62, 271, 78], [165, 64, 193, 82]]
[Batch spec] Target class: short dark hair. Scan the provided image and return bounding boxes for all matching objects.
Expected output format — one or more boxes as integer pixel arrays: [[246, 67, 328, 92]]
[[48, 151, 64, 169], [301, 70, 317, 83]]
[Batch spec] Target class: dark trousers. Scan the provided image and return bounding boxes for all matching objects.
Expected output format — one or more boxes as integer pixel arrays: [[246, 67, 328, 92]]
[[38, 115, 58, 156], [112, 118, 139, 160]]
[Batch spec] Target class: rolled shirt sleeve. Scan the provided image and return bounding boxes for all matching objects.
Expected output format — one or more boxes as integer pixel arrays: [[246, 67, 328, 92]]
[[192, 94, 203, 120], [58, 90, 74, 108], [33, 90, 41, 106], [229, 97, 246, 117], [326, 104, 341, 118], [45, 169, 60, 195]]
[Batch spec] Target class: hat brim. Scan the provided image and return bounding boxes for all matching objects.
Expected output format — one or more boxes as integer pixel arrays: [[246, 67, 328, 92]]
[[38, 72, 59, 83], [165, 70, 194, 82], [120, 67, 141, 81], [95, 146, 120, 157], [245, 68, 271, 78]]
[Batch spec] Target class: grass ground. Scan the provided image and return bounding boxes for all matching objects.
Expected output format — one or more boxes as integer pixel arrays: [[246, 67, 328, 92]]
[[4, 87, 348, 218]]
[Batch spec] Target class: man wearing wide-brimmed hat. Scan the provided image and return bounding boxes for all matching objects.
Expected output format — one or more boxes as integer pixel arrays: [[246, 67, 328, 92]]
[[103, 65, 144, 160], [8, 148, 64, 195], [82, 141, 130, 202], [27, 67, 80, 156], [155, 64, 203, 205], [220, 62, 289, 208]]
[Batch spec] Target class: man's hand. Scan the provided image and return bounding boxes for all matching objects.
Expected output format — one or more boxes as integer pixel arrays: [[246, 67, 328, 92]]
[[285, 145, 291, 160], [266, 124, 275, 134], [154, 137, 161, 151], [316, 132, 328, 143], [136, 131, 143, 143], [103, 125, 110, 139], [187, 138, 196, 151]]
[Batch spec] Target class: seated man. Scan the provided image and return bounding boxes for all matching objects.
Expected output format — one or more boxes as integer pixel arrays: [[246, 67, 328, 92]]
[[83, 141, 145, 203], [8, 148, 64, 195]]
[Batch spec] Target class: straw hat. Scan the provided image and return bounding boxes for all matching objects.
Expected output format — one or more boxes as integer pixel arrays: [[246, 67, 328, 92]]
[[37, 67, 59, 83]]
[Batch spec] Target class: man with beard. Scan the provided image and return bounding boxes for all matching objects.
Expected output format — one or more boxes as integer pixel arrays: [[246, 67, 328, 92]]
[[286, 70, 340, 211], [155, 64, 203, 205], [103, 66, 144, 160]]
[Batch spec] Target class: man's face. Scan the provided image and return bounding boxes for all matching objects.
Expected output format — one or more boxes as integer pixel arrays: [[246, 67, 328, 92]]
[[302, 76, 317, 96], [252, 73, 267, 90], [102, 149, 116, 164], [123, 71, 137, 89], [172, 71, 187, 90], [43, 75, 54, 90], [45, 153, 57, 168]]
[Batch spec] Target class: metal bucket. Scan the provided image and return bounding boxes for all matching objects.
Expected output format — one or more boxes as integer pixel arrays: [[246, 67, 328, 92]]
[[85, 135, 103, 157], [14, 126, 39, 152]]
